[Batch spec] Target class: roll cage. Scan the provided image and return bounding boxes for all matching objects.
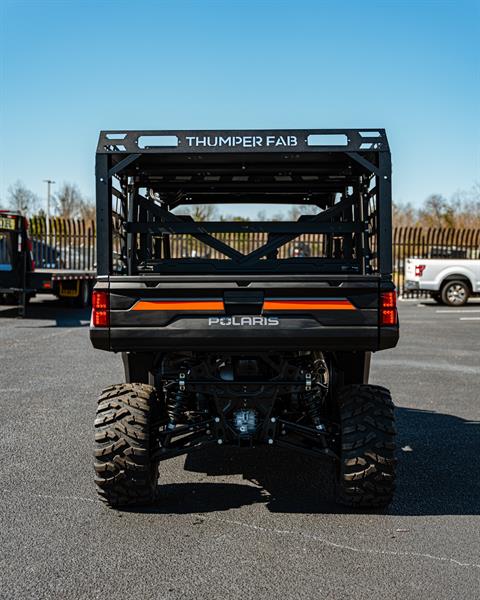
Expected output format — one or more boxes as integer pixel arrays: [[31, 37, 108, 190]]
[[95, 129, 392, 278]]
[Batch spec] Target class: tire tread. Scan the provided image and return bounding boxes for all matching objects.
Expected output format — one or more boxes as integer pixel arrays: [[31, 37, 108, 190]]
[[94, 383, 158, 507], [337, 384, 396, 509]]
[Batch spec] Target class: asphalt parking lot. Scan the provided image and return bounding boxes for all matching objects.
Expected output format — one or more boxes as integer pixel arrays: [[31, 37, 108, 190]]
[[0, 297, 479, 600]]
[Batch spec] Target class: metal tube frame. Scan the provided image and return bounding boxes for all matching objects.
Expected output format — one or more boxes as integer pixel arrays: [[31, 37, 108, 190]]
[[95, 129, 392, 278]]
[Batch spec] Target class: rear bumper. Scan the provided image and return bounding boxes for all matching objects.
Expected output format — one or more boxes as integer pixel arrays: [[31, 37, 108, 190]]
[[91, 322, 398, 352], [404, 279, 438, 292]]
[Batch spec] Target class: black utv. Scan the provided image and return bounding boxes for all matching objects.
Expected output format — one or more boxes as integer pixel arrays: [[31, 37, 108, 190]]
[[91, 129, 399, 509]]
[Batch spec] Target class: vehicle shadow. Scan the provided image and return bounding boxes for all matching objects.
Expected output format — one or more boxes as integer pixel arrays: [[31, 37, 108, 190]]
[[148, 407, 480, 516], [0, 300, 90, 327]]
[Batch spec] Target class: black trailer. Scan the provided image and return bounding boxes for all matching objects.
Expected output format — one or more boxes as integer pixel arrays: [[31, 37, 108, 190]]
[[91, 129, 399, 509], [0, 212, 95, 315]]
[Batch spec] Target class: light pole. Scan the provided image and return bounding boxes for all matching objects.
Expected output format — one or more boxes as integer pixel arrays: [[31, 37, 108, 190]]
[[43, 179, 55, 241]]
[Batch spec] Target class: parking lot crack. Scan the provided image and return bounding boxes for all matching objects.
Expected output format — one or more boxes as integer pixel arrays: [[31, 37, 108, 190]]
[[205, 515, 480, 570]]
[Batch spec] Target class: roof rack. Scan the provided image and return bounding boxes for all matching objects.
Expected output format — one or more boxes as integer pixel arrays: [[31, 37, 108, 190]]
[[97, 129, 389, 154]]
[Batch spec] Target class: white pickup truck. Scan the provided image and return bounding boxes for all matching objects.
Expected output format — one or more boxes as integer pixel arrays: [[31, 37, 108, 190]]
[[405, 258, 480, 305]]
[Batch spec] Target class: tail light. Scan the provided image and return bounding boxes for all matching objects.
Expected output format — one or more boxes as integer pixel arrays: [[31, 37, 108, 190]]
[[380, 291, 397, 326], [415, 264, 426, 277], [92, 290, 109, 327]]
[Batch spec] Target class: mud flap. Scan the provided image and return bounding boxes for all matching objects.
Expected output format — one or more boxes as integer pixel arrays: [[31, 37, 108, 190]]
[[59, 280, 80, 298]]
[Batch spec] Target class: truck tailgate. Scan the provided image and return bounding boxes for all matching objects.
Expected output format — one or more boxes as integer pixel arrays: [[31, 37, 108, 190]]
[[91, 275, 397, 352]]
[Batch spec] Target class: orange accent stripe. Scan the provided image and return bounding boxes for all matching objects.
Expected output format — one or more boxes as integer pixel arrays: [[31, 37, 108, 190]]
[[132, 300, 224, 311], [264, 300, 355, 311]]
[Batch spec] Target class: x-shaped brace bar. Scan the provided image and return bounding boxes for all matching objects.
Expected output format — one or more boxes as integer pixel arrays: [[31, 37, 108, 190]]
[[137, 195, 244, 261], [136, 194, 354, 266], [237, 195, 355, 265]]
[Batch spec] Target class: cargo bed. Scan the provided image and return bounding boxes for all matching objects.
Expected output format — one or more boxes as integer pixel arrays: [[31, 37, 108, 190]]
[[91, 273, 397, 352]]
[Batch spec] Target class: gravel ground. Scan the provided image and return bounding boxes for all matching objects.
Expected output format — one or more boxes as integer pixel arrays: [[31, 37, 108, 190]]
[[0, 296, 479, 600]]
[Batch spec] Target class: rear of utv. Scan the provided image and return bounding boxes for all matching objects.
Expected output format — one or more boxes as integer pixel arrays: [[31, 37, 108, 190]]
[[90, 129, 399, 509]]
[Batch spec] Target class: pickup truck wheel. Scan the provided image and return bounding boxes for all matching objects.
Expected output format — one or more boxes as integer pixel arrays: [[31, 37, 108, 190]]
[[337, 384, 396, 509], [94, 383, 160, 508], [441, 280, 469, 306]]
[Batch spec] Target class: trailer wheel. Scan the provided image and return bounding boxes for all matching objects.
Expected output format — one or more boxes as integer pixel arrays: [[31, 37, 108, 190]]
[[336, 384, 396, 509], [73, 280, 91, 308], [3, 293, 17, 305], [94, 383, 160, 507], [440, 279, 470, 306]]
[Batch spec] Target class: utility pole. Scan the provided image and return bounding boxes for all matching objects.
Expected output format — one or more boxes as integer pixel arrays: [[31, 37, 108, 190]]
[[43, 179, 55, 241]]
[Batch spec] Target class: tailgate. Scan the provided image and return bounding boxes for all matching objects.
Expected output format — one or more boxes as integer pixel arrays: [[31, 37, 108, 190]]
[[0, 222, 21, 289], [405, 258, 418, 282], [91, 275, 397, 352]]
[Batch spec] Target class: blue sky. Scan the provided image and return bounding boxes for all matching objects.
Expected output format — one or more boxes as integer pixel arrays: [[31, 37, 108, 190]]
[[1, 0, 479, 216]]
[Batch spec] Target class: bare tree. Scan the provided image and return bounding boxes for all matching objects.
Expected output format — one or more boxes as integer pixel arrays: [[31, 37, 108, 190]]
[[269, 211, 287, 221], [180, 204, 218, 221], [392, 183, 480, 229], [418, 194, 455, 228], [449, 182, 480, 228], [255, 205, 317, 221], [7, 180, 39, 214], [78, 198, 96, 221], [287, 204, 318, 221], [392, 201, 416, 227], [54, 182, 84, 218]]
